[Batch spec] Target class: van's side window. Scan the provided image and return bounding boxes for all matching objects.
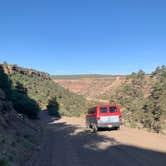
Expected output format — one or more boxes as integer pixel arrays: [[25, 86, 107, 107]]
[[109, 106, 117, 113], [100, 107, 107, 113]]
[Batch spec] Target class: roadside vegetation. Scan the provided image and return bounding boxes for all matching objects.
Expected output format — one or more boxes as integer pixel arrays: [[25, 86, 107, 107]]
[[47, 97, 60, 117]]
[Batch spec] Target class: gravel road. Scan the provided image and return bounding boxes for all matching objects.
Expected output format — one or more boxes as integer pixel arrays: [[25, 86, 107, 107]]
[[26, 112, 166, 166]]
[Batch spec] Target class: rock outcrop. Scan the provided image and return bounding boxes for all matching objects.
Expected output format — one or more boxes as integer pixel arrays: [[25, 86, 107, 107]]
[[1, 64, 51, 80]]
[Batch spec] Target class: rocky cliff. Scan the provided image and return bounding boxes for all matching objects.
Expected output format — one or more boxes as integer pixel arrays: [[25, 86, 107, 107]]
[[1, 63, 51, 80]]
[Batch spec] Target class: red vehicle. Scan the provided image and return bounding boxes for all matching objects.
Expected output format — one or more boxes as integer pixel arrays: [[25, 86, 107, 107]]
[[86, 104, 122, 132]]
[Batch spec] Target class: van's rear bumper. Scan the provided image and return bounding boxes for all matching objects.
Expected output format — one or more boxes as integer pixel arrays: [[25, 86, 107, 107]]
[[97, 122, 121, 128]]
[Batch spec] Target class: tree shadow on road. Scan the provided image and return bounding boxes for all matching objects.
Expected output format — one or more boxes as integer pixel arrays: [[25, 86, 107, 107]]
[[46, 121, 166, 166]]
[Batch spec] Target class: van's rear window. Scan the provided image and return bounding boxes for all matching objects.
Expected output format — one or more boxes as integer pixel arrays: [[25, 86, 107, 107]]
[[100, 107, 108, 113], [109, 107, 117, 113]]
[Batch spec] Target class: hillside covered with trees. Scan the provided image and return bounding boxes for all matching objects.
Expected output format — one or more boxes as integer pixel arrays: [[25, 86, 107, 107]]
[[1, 63, 89, 117], [98, 67, 166, 134]]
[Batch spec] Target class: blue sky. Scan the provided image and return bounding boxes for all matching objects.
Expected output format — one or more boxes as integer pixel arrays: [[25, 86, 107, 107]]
[[0, 0, 166, 75]]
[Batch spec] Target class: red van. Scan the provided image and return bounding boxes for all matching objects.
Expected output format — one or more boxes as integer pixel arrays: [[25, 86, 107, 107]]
[[86, 104, 122, 132]]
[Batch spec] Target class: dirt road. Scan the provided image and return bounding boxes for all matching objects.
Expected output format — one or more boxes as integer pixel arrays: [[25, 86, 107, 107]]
[[26, 112, 166, 166]]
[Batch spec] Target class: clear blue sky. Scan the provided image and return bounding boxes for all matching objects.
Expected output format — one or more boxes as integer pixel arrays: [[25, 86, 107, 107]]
[[0, 0, 166, 75]]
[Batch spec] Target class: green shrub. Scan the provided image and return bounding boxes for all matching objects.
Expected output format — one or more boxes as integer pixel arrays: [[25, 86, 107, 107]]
[[0, 159, 9, 166], [47, 97, 60, 117]]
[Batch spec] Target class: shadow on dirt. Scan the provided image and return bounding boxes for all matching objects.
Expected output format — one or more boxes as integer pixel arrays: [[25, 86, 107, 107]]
[[97, 127, 119, 132], [39, 110, 61, 125], [44, 119, 166, 166]]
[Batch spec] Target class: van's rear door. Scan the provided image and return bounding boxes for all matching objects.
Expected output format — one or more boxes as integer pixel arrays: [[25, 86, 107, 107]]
[[108, 106, 120, 123], [98, 106, 120, 125], [98, 107, 109, 123]]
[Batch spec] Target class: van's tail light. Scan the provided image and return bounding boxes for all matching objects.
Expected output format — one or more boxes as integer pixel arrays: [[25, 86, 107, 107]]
[[96, 117, 100, 120], [119, 114, 122, 124]]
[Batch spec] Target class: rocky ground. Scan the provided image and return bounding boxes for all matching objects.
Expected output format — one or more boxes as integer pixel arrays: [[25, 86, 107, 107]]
[[0, 88, 42, 166]]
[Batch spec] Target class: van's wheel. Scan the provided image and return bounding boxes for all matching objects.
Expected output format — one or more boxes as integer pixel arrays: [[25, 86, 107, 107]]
[[92, 124, 98, 133], [85, 121, 89, 129], [115, 126, 120, 130]]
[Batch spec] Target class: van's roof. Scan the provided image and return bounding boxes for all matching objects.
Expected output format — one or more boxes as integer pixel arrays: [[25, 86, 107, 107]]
[[96, 104, 118, 107]]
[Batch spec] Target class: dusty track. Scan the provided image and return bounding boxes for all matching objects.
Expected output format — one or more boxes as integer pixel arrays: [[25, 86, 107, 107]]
[[26, 112, 166, 166]]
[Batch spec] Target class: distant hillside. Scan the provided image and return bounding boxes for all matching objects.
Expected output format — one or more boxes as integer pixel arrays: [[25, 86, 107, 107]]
[[1, 63, 89, 117], [53, 74, 123, 79], [53, 73, 152, 101], [54, 76, 126, 98]]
